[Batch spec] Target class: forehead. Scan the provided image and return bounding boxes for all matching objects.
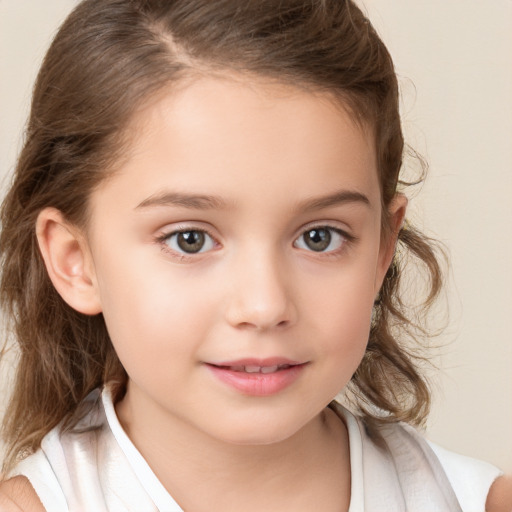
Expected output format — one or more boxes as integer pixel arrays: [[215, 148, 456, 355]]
[[95, 75, 380, 213]]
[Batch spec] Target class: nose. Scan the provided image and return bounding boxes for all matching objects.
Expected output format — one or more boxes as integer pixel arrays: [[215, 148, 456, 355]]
[[224, 247, 297, 331]]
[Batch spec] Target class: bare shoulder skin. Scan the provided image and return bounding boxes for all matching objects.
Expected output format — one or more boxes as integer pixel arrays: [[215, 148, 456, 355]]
[[0, 476, 45, 512], [486, 475, 512, 512]]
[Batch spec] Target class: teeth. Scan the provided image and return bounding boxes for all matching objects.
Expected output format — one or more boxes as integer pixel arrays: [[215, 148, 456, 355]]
[[260, 365, 279, 374], [227, 365, 285, 373], [244, 365, 261, 373]]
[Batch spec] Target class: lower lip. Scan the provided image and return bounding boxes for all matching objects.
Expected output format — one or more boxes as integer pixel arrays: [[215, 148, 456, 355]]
[[206, 364, 306, 396]]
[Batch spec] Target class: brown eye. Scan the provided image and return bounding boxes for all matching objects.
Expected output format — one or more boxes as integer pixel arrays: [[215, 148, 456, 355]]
[[165, 230, 215, 254], [294, 227, 345, 253], [303, 228, 331, 251], [177, 231, 205, 253]]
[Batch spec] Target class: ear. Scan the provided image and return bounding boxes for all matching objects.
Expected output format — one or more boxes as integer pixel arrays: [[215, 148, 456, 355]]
[[36, 207, 102, 315], [375, 193, 408, 291]]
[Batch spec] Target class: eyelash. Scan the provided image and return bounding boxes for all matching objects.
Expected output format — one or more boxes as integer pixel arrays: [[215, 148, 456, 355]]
[[156, 226, 219, 260], [155, 224, 355, 260], [293, 225, 355, 256]]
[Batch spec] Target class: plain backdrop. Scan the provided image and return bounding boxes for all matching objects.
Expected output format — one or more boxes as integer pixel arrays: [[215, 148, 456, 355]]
[[1, 1, 511, 473]]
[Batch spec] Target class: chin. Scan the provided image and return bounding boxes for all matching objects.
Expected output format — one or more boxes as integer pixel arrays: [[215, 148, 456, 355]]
[[207, 413, 313, 447]]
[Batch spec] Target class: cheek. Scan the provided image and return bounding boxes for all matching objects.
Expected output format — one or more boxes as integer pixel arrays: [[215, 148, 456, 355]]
[[307, 262, 376, 328], [94, 252, 218, 369], [315, 290, 373, 398], [319, 293, 372, 361], [302, 258, 376, 367]]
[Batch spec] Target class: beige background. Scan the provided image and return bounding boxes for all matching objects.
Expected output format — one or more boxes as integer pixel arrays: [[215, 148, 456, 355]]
[[1, 1, 511, 473]]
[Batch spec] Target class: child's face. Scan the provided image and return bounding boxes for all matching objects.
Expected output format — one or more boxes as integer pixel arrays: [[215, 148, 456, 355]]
[[72, 77, 403, 444]]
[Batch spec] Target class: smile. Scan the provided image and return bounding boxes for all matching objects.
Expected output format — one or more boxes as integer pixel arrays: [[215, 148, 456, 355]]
[[205, 359, 307, 396], [217, 364, 294, 374]]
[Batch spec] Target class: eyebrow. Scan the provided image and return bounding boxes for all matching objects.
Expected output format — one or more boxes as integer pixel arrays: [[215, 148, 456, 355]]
[[298, 190, 371, 212], [135, 189, 371, 212], [136, 192, 228, 210]]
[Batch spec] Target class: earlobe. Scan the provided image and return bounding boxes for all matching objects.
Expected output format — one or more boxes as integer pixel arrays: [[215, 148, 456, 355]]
[[36, 208, 102, 315]]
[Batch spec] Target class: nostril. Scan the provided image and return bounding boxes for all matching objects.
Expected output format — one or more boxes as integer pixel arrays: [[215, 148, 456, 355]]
[[233, 319, 290, 331], [236, 321, 255, 330]]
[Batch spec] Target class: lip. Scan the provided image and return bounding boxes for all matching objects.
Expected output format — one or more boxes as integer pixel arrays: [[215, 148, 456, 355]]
[[205, 358, 308, 396]]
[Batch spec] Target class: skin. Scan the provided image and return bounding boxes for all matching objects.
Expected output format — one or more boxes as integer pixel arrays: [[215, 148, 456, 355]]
[[0, 476, 44, 511], [2, 76, 509, 510], [47, 76, 397, 511]]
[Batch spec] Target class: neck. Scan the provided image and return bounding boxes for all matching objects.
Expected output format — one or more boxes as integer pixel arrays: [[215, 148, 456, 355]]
[[115, 386, 351, 512]]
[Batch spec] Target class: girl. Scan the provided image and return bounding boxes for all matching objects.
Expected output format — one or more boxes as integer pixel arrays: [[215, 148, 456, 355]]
[[0, 0, 510, 510]]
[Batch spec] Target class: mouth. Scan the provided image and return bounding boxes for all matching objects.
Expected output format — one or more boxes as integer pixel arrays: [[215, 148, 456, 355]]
[[212, 363, 297, 374], [205, 359, 307, 396]]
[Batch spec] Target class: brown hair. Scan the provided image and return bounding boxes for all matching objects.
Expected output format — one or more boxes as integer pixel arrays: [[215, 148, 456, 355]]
[[0, 0, 443, 472]]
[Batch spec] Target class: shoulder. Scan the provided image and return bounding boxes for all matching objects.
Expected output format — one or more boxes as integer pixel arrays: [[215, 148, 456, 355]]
[[486, 475, 512, 512], [0, 476, 46, 512], [427, 440, 503, 511], [2, 393, 104, 512], [347, 409, 503, 512]]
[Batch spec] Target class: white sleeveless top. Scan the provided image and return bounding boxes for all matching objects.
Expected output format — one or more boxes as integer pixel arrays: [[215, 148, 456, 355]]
[[10, 388, 502, 512]]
